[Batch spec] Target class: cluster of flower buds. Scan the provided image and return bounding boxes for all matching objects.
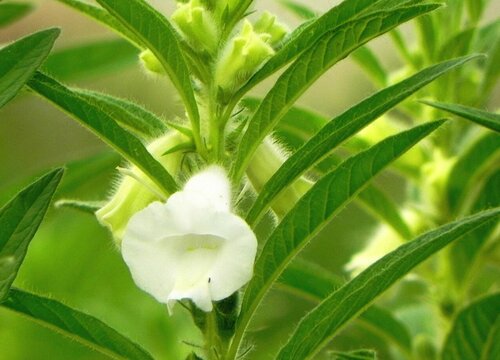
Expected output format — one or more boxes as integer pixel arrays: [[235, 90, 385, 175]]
[[172, 0, 219, 55], [215, 13, 288, 92]]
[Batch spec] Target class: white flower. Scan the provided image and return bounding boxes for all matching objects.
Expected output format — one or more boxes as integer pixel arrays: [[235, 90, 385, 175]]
[[122, 166, 257, 312]]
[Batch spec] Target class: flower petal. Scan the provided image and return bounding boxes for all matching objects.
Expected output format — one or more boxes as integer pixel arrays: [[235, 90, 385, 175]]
[[183, 166, 231, 212]]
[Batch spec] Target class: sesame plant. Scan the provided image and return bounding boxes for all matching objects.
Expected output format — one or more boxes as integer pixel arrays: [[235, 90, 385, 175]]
[[0, 0, 499, 359]]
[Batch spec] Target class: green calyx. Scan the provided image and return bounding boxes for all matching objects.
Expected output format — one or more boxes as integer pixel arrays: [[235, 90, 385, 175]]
[[215, 20, 275, 92], [172, 0, 219, 55], [96, 131, 188, 245], [253, 11, 289, 46]]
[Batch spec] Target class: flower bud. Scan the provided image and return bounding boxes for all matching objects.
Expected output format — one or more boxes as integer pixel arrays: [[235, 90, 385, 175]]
[[139, 49, 166, 76], [246, 138, 313, 218], [172, 0, 219, 54], [253, 11, 289, 46], [96, 131, 188, 245], [215, 20, 275, 91]]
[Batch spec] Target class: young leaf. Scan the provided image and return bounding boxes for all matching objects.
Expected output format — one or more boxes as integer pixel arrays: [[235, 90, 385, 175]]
[[228, 121, 444, 358], [442, 293, 500, 360], [421, 100, 500, 133], [2, 289, 154, 360], [351, 46, 388, 87], [28, 72, 179, 195], [279, 260, 412, 354], [231, 4, 441, 182], [465, 0, 485, 23], [0, 2, 33, 27], [447, 133, 500, 215], [276, 208, 500, 359], [0, 28, 59, 108], [330, 350, 377, 360], [245, 56, 478, 225], [55, 199, 104, 214], [55, 0, 143, 48], [0, 168, 64, 302], [43, 39, 138, 80], [280, 0, 316, 20], [74, 89, 168, 140], [357, 186, 412, 240], [94, 0, 201, 148]]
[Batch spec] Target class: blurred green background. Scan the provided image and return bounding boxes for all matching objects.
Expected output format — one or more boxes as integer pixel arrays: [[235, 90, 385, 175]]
[[0, 1, 499, 359]]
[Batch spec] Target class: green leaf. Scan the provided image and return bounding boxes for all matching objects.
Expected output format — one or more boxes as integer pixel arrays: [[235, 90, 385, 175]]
[[228, 121, 444, 358], [74, 89, 168, 140], [0, 2, 33, 27], [442, 293, 500, 360], [276, 208, 500, 359], [447, 133, 500, 215], [279, 260, 412, 354], [0, 28, 59, 108], [465, 0, 485, 23], [245, 56, 477, 225], [0, 152, 120, 205], [416, 14, 437, 62], [55, 199, 104, 214], [330, 350, 377, 360], [28, 72, 179, 195], [246, 99, 412, 239], [231, 4, 441, 182], [279, 0, 316, 20], [0, 169, 64, 302], [357, 186, 412, 240], [448, 169, 500, 291], [2, 288, 154, 360], [43, 39, 139, 80], [55, 0, 143, 48], [95, 0, 201, 147], [351, 46, 387, 87], [421, 100, 500, 133], [236, 0, 418, 98]]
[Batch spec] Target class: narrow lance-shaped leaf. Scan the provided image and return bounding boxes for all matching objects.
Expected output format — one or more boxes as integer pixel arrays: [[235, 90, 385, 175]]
[[447, 133, 500, 215], [43, 39, 139, 80], [55, 200, 105, 214], [331, 350, 377, 360], [0, 28, 59, 108], [0, 169, 64, 302], [2, 289, 154, 360], [245, 98, 412, 238], [280, 0, 316, 20], [227, 121, 445, 358], [231, 4, 441, 182], [421, 100, 500, 133], [279, 260, 412, 354], [74, 89, 168, 140], [357, 186, 412, 240], [95, 0, 201, 148], [245, 55, 477, 225], [442, 293, 500, 360], [55, 0, 143, 48], [0, 2, 33, 27], [28, 72, 179, 195], [276, 208, 500, 359], [236, 0, 419, 98], [351, 46, 387, 87]]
